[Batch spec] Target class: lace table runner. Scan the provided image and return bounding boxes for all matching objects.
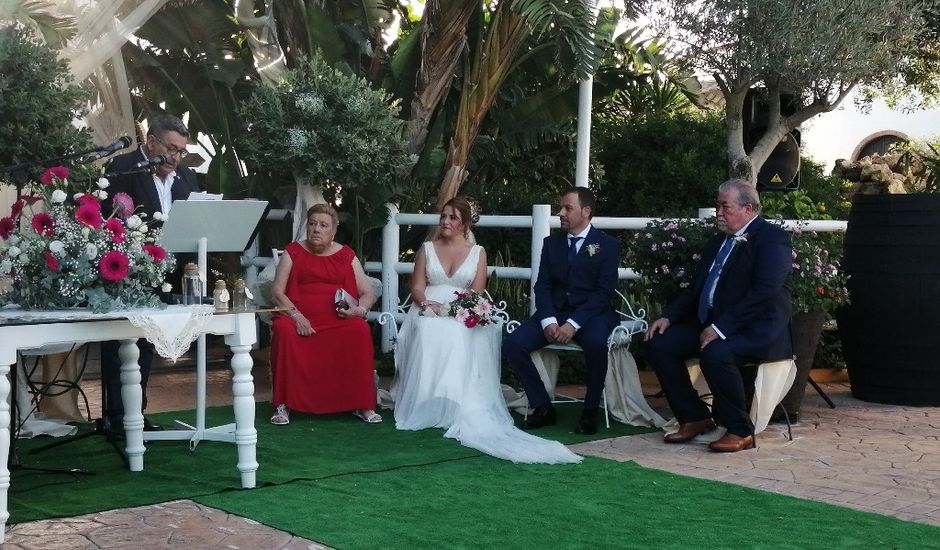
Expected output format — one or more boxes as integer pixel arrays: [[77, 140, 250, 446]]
[[0, 305, 216, 361]]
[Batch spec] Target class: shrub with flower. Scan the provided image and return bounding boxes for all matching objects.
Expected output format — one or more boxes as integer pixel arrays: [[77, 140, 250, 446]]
[[0, 166, 173, 312], [420, 291, 497, 328], [789, 225, 849, 313], [624, 217, 721, 309]]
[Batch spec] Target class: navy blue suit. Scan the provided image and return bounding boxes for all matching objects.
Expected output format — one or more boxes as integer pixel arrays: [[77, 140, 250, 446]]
[[503, 226, 620, 409], [646, 216, 792, 436], [101, 147, 201, 424]]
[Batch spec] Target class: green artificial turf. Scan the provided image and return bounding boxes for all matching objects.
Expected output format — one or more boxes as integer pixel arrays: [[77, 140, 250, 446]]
[[9, 402, 652, 523], [196, 456, 940, 550]]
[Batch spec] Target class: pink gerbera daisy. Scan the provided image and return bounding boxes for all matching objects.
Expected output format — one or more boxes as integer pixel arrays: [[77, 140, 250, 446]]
[[21, 195, 43, 206], [99, 250, 130, 281], [39, 166, 69, 185], [31, 212, 55, 236], [0, 217, 14, 239], [105, 218, 126, 244], [142, 244, 167, 262], [75, 194, 101, 209], [44, 250, 60, 272], [111, 192, 135, 219], [75, 204, 104, 229]]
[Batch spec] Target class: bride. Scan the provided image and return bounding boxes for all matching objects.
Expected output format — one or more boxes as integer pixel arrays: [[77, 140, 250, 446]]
[[391, 196, 581, 464]]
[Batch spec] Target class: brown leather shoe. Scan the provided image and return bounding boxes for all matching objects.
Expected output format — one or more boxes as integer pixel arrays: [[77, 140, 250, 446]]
[[708, 433, 755, 453], [663, 419, 717, 444]]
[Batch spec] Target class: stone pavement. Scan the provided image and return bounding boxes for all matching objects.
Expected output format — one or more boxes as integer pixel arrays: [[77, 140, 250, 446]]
[[5, 367, 940, 548]]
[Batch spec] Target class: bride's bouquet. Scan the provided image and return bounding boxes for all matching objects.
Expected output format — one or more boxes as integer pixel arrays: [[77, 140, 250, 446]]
[[421, 290, 496, 328]]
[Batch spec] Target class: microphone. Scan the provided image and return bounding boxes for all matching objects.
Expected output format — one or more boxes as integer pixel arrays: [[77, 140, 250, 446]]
[[88, 136, 133, 160], [133, 155, 167, 169]]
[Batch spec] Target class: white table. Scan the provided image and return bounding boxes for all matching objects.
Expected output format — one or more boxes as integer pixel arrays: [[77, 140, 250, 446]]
[[0, 308, 259, 543]]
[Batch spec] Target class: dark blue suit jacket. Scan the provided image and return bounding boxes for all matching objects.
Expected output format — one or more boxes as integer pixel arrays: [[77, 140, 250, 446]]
[[534, 225, 620, 329], [104, 147, 201, 223], [663, 216, 793, 360]]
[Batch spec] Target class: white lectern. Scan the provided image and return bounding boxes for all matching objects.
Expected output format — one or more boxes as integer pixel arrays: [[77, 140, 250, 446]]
[[154, 199, 268, 449]]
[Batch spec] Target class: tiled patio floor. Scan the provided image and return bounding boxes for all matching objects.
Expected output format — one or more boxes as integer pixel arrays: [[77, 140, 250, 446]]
[[5, 356, 939, 548]]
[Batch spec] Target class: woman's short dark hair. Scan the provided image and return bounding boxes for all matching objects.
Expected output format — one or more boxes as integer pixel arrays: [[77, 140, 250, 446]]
[[307, 203, 339, 227]]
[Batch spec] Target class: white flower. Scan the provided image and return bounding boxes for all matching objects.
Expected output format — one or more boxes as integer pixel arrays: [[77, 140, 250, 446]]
[[152, 211, 165, 221], [137, 223, 148, 233], [0, 259, 11, 275], [587, 243, 601, 256], [51, 189, 67, 203], [73, 192, 84, 200], [94, 190, 108, 200], [161, 282, 173, 293], [85, 243, 98, 259], [7, 246, 21, 257], [48, 240, 65, 255], [8, 235, 20, 246], [81, 227, 90, 238], [126, 215, 143, 229], [734, 233, 749, 244], [97, 177, 110, 189]]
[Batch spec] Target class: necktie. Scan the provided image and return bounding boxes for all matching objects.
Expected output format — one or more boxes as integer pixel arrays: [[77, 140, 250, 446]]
[[697, 235, 735, 323], [568, 236, 583, 262]]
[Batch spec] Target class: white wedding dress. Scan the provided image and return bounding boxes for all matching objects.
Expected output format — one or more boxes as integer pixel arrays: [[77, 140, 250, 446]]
[[391, 241, 582, 464]]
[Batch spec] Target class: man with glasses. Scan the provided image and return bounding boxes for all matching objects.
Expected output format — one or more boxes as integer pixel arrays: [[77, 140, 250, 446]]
[[101, 113, 202, 436], [643, 179, 793, 453]]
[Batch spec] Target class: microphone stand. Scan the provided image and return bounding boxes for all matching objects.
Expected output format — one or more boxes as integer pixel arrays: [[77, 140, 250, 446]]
[[101, 167, 156, 178]]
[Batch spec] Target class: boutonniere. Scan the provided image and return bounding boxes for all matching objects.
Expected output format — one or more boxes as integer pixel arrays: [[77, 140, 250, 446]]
[[587, 243, 601, 256], [733, 234, 749, 245]]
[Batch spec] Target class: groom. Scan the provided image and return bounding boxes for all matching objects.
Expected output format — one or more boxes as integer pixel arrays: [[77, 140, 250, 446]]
[[503, 187, 620, 435]]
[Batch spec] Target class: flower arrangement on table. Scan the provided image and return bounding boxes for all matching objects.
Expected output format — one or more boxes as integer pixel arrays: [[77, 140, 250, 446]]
[[420, 290, 497, 328], [0, 166, 173, 312]]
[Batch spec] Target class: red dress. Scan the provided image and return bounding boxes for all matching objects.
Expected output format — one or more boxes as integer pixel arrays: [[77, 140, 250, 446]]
[[271, 242, 376, 413]]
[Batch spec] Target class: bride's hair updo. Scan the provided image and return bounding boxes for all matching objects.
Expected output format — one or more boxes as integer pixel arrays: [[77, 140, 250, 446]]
[[443, 196, 480, 228]]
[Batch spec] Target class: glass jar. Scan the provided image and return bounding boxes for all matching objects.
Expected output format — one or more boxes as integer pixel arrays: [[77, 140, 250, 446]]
[[232, 278, 251, 310], [213, 279, 229, 312], [181, 262, 203, 305]]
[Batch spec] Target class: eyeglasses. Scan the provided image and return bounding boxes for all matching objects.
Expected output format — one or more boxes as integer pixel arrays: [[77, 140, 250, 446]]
[[153, 135, 189, 158]]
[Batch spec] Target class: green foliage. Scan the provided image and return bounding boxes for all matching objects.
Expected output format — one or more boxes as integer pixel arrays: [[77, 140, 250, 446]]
[[788, 227, 849, 313], [596, 110, 727, 217], [0, 25, 93, 183], [237, 54, 416, 256]]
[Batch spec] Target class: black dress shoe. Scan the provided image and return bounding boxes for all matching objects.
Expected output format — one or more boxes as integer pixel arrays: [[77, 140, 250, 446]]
[[523, 404, 557, 430], [574, 408, 598, 435], [143, 417, 164, 432]]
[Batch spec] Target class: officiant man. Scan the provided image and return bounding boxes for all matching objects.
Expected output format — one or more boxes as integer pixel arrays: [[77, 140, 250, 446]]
[[101, 113, 201, 435], [644, 179, 792, 453], [503, 186, 620, 435]]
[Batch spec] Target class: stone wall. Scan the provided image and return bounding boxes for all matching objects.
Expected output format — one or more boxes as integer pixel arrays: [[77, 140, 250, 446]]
[[832, 152, 928, 194]]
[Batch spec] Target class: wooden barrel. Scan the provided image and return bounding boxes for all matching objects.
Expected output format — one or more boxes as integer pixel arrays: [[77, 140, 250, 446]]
[[839, 194, 940, 405]]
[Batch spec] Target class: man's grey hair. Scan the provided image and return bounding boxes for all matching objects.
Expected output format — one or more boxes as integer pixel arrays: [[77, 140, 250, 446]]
[[147, 113, 189, 139], [719, 179, 761, 213]]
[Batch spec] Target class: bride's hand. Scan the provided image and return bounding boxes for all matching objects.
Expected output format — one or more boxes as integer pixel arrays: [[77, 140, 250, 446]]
[[419, 300, 442, 314]]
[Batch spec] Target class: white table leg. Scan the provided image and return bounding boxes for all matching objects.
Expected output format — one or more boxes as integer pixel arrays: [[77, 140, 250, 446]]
[[118, 339, 145, 471], [0, 362, 11, 543], [230, 344, 257, 488]]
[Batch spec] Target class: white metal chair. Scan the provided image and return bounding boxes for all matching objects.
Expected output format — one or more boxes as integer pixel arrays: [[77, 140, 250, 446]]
[[505, 290, 649, 429]]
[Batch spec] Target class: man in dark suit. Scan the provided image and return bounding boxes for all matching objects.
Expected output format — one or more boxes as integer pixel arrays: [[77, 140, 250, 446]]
[[101, 113, 201, 434], [644, 179, 792, 453], [503, 187, 620, 435]]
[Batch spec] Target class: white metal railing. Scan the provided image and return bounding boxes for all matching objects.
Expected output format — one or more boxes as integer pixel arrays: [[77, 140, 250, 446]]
[[237, 204, 847, 352]]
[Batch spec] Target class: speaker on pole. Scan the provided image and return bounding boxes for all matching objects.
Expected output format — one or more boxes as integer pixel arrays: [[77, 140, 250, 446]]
[[743, 89, 801, 191]]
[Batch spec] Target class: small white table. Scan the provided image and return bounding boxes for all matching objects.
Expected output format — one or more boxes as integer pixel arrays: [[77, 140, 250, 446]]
[[0, 308, 259, 543]]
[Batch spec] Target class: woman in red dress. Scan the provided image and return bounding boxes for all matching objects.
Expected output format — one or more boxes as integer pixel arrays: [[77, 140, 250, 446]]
[[269, 203, 380, 425]]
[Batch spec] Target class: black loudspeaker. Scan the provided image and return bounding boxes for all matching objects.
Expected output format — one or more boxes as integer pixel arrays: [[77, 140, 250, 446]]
[[744, 89, 801, 191]]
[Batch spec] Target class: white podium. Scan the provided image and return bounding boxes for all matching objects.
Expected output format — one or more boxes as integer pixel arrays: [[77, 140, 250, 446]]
[[153, 200, 268, 449]]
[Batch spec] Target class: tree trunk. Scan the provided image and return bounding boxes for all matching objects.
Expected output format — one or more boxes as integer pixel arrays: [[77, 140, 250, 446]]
[[291, 169, 326, 242]]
